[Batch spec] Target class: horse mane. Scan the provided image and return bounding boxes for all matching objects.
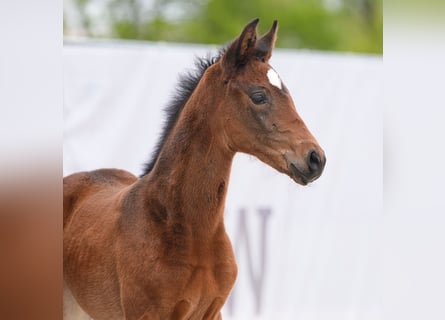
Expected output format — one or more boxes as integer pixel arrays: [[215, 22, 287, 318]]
[[140, 50, 224, 177]]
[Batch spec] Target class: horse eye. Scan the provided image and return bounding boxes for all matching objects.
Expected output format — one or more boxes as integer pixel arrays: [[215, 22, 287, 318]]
[[250, 92, 267, 105]]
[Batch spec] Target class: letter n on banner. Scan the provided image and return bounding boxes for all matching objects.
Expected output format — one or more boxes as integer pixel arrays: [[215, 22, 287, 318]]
[[226, 207, 272, 316]]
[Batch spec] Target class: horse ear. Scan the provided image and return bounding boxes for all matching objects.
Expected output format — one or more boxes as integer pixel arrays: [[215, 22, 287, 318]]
[[223, 18, 259, 70], [255, 20, 278, 62]]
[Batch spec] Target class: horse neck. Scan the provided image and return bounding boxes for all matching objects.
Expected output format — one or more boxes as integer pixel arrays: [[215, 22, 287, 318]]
[[141, 74, 234, 236]]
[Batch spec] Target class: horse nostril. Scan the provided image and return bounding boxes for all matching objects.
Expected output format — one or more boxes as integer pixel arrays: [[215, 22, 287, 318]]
[[308, 150, 321, 172]]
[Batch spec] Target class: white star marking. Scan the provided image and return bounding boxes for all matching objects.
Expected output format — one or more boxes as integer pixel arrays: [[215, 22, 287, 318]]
[[267, 68, 282, 90]]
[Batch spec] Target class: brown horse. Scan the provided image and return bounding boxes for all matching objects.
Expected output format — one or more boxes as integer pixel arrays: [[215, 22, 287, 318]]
[[64, 19, 326, 320]]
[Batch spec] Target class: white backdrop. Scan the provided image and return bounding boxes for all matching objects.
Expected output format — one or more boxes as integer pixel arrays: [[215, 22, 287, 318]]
[[64, 39, 382, 320]]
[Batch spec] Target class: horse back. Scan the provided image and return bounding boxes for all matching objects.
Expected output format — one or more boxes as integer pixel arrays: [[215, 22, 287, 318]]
[[63, 168, 137, 229]]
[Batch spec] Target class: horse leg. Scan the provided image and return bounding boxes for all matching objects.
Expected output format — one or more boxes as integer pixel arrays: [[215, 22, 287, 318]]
[[202, 298, 224, 320], [63, 283, 92, 320], [133, 300, 191, 320], [170, 300, 192, 319]]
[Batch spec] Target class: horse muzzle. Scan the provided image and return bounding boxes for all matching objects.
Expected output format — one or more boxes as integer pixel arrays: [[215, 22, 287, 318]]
[[287, 149, 326, 185]]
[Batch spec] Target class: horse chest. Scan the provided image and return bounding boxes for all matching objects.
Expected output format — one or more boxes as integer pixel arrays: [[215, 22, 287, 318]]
[[117, 231, 237, 319], [155, 225, 238, 299], [160, 240, 238, 300], [166, 261, 237, 319]]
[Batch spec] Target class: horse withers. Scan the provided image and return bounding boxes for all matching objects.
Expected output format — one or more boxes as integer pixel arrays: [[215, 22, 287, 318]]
[[64, 18, 326, 320]]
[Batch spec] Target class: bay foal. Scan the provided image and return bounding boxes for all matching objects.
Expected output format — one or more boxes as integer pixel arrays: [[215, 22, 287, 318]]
[[64, 19, 326, 320]]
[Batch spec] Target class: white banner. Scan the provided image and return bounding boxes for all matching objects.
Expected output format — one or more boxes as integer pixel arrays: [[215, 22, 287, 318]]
[[64, 39, 382, 320]]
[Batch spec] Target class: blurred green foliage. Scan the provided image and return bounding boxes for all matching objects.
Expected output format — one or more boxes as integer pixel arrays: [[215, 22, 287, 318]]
[[66, 0, 382, 54]]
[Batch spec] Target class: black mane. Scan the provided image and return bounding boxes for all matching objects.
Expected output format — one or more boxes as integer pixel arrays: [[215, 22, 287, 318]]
[[140, 51, 223, 177]]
